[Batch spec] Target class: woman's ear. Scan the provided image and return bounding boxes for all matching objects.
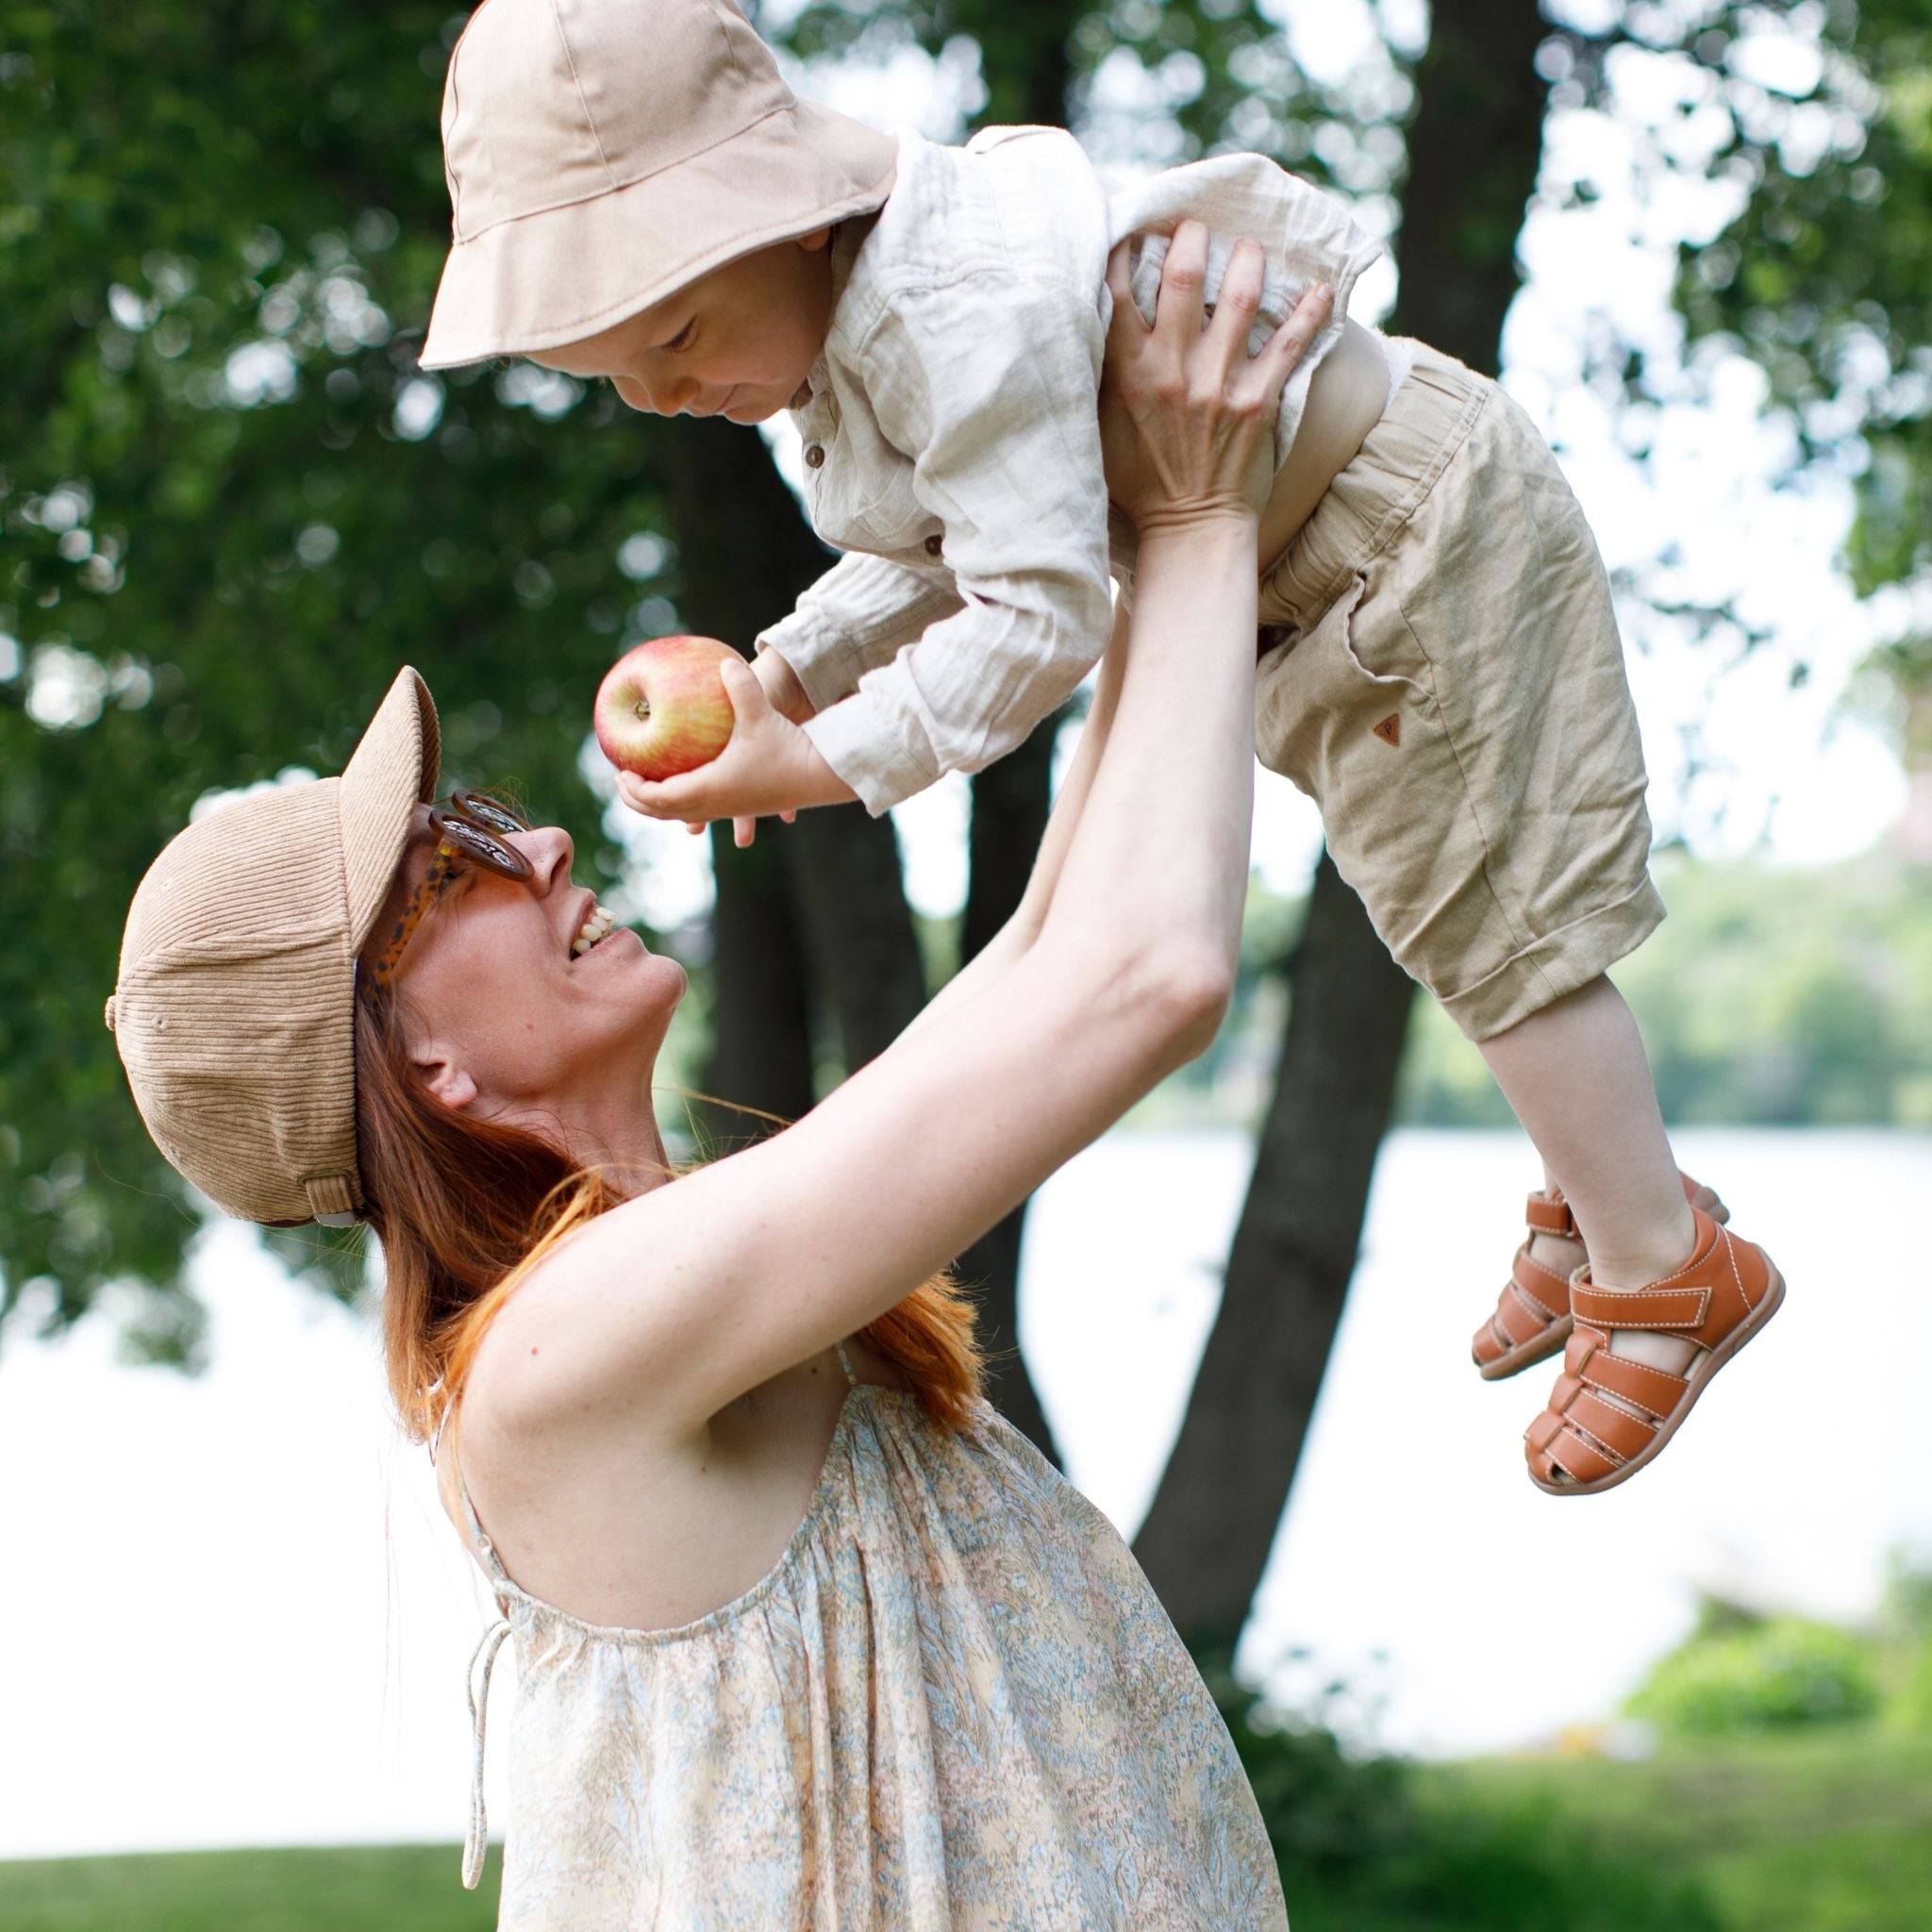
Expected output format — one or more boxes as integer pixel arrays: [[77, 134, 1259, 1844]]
[[416, 1050, 479, 1113]]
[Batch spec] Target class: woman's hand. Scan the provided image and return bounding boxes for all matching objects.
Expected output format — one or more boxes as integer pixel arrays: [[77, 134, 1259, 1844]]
[[1098, 221, 1333, 540]]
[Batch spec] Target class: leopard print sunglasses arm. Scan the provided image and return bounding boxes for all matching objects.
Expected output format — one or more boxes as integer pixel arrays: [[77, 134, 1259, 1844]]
[[363, 789, 534, 991]]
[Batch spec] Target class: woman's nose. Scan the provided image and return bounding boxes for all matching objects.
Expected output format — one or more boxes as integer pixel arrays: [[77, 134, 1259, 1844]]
[[513, 825, 575, 891]]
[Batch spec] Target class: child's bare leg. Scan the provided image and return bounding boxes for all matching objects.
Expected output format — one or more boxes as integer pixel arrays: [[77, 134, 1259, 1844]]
[[1477, 975, 1699, 1378]]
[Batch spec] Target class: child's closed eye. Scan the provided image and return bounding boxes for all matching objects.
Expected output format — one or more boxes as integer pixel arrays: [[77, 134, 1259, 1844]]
[[666, 320, 698, 353]]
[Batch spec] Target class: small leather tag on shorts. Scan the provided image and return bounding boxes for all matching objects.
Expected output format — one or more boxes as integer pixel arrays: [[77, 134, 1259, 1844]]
[[1373, 713, 1402, 747]]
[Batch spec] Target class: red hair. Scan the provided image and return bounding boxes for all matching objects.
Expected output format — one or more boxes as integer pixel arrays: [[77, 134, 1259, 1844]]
[[350, 991, 983, 1445]]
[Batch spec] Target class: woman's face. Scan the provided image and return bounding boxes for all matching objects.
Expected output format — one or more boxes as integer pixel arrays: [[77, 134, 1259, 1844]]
[[370, 805, 687, 1127]]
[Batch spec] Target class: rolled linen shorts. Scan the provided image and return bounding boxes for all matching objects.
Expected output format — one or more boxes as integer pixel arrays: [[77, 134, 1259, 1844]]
[[1254, 341, 1664, 1042]]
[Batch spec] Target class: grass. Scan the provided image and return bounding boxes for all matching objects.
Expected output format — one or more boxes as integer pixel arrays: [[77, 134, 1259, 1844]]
[[1428, 1725, 1932, 1932], [0, 1845, 498, 1932], [2, 1728, 1926, 1931]]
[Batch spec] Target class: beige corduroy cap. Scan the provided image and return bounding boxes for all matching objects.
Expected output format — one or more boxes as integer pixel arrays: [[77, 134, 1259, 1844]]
[[104, 668, 441, 1227], [418, 0, 899, 370]]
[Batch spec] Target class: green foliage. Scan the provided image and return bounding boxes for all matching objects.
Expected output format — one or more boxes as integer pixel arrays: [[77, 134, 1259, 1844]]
[[1657, 0, 1932, 736], [0, 5, 702, 1352], [1204, 1656, 1724, 1930], [1446, 1725, 1932, 1932], [1626, 1597, 1883, 1737], [773, 0, 1402, 182]]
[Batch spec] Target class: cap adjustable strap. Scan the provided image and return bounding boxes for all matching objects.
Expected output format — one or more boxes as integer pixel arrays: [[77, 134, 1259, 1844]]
[[303, 1172, 362, 1226]]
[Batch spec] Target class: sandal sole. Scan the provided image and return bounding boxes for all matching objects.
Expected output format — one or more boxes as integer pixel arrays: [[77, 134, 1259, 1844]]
[[1475, 1312, 1574, 1382], [1528, 1256, 1786, 1498]]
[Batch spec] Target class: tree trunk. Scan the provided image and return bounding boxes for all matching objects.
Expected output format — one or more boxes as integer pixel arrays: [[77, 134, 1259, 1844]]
[[1132, 0, 1555, 1642], [654, 416, 926, 1134], [1130, 859, 1414, 1639]]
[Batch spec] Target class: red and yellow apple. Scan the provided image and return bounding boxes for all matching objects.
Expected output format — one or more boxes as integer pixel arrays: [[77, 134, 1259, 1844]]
[[594, 635, 741, 781]]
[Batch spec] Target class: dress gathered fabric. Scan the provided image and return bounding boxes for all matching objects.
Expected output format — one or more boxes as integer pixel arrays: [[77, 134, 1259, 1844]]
[[452, 1349, 1289, 1930]]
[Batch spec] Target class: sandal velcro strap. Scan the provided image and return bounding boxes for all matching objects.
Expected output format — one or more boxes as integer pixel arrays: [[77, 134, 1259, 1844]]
[[1524, 1191, 1576, 1239], [1567, 1330, 1688, 1419], [1570, 1279, 1709, 1331], [1509, 1250, 1569, 1323]]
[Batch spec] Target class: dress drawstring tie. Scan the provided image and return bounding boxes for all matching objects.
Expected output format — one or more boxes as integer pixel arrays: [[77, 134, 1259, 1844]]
[[463, 1615, 513, 1890]]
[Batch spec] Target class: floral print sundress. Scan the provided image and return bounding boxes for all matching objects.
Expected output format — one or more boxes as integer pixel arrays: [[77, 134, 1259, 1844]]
[[452, 1342, 1289, 1929]]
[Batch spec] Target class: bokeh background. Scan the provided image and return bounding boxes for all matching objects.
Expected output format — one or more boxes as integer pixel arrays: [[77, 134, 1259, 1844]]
[[4, 1, 1930, 1927]]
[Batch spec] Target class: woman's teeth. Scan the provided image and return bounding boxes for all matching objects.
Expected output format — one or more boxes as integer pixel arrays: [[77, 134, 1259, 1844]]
[[572, 906, 619, 957]]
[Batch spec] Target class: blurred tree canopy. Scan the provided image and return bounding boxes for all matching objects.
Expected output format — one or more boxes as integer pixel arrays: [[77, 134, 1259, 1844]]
[[1602, 0, 1932, 757], [2, 6, 703, 1357], [0, 0, 1416, 1366]]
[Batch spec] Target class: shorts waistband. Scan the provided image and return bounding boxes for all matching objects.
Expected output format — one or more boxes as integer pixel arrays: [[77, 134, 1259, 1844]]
[[1260, 341, 1492, 635]]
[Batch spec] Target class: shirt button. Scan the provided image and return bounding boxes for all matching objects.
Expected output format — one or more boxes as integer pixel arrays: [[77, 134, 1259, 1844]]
[[805, 444, 825, 470], [923, 533, 943, 558]]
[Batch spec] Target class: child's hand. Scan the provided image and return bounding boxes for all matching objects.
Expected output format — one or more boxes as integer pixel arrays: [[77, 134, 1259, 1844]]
[[616, 655, 857, 847]]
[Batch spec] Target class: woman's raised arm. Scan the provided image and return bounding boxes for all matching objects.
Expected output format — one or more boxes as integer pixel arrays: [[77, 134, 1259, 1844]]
[[490, 232, 1332, 1441]]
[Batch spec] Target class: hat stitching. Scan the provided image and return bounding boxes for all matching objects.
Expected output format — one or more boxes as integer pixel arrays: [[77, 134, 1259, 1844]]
[[547, 0, 618, 189], [712, 0, 752, 92], [445, 25, 468, 236], [448, 97, 807, 246], [432, 182, 891, 363]]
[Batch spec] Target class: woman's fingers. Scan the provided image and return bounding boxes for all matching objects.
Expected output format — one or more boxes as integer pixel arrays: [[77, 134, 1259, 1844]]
[[1104, 240, 1142, 351], [1199, 236, 1266, 364], [1153, 219, 1210, 346], [1241, 281, 1333, 408]]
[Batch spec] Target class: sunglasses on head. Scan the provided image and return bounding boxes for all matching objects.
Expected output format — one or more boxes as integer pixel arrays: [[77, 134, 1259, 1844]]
[[363, 789, 533, 991]]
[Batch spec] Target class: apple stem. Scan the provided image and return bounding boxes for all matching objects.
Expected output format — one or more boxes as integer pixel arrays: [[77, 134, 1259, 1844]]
[[634, 700, 650, 720]]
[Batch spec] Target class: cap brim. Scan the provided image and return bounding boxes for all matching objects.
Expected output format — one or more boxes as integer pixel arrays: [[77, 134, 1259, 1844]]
[[418, 100, 896, 370], [339, 667, 441, 950]]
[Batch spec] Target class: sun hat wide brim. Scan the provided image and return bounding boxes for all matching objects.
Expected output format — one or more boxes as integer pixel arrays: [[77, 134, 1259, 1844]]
[[419, 98, 897, 371]]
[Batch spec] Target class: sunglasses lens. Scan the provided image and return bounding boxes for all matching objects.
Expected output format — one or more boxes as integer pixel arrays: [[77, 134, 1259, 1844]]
[[450, 788, 530, 837], [432, 812, 532, 878]]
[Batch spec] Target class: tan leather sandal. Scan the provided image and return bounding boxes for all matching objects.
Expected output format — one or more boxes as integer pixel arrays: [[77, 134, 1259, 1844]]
[[1472, 1188, 1581, 1380], [1524, 1206, 1784, 1496], [1473, 1173, 1717, 1382]]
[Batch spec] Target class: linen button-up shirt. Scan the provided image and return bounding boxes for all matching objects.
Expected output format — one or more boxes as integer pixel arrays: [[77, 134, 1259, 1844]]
[[757, 125, 1385, 815]]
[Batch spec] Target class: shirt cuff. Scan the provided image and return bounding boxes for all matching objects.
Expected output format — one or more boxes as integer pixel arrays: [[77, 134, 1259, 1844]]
[[803, 688, 942, 817], [755, 608, 872, 717]]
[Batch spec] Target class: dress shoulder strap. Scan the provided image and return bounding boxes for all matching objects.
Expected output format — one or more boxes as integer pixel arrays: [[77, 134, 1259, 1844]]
[[433, 1407, 510, 1588], [835, 1339, 858, 1388]]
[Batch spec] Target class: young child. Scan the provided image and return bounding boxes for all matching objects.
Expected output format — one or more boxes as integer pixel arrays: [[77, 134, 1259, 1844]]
[[418, 0, 1784, 1494]]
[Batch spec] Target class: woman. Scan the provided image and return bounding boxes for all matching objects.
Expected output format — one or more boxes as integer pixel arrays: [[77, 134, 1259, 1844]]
[[106, 247, 1325, 1927]]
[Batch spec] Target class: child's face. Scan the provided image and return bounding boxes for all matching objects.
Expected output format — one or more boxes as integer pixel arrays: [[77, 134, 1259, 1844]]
[[527, 229, 835, 425]]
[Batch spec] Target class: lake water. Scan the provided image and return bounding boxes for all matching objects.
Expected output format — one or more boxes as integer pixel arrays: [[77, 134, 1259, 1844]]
[[1, 1125, 1926, 1858]]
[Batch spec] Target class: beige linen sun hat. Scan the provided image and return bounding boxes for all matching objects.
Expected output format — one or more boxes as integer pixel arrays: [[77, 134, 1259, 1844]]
[[104, 668, 441, 1227], [418, 0, 899, 370]]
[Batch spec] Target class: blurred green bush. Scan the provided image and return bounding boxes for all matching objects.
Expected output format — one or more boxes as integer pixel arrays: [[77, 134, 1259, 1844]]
[[1202, 1652, 1724, 1930], [1626, 1600, 1883, 1737]]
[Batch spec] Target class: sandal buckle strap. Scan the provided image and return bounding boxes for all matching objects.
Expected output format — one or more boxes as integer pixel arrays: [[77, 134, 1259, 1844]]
[[1524, 1191, 1576, 1239], [1570, 1281, 1709, 1330]]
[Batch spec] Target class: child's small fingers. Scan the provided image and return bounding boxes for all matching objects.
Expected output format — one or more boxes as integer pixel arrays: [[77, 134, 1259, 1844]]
[[779, 809, 797, 824], [733, 814, 757, 847], [686, 818, 708, 837], [717, 652, 764, 719]]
